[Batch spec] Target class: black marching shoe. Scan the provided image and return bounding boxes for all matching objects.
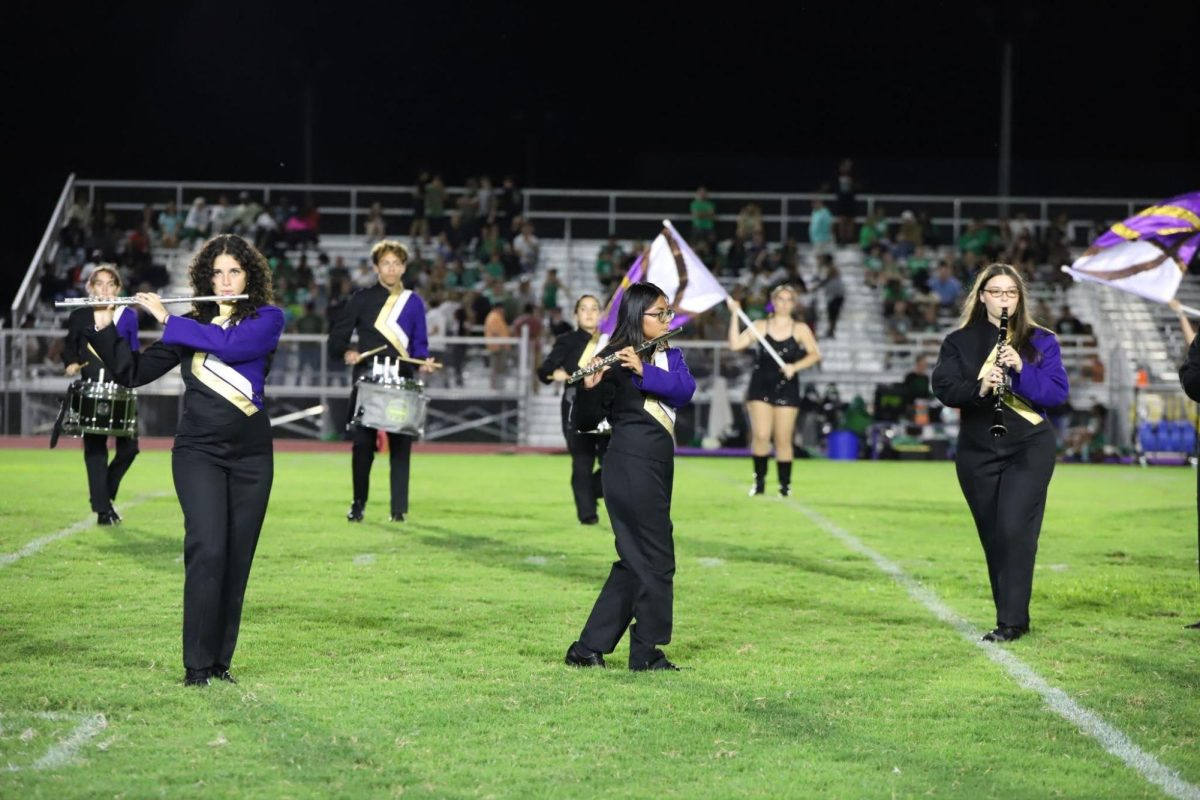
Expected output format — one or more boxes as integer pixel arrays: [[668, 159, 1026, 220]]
[[564, 641, 605, 668], [97, 509, 120, 526], [390, 513, 406, 523], [211, 665, 237, 684], [1185, 620, 1200, 630], [749, 481, 765, 497], [982, 624, 1028, 643], [629, 650, 681, 672], [184, 668, 211, 687], [580, 515, 600, 526], [347, 501, 365, 522], [778, 485, 791, 498]]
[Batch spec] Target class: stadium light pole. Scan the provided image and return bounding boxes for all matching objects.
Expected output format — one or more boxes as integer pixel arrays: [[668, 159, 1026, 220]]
[[998, 38, 1013, 216]]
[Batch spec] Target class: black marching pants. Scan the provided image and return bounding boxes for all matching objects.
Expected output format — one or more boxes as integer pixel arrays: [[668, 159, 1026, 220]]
[[564, 425, 607, 522], [352, 425, 413, 516], [83, 433, 139, 512], [579, 448, 675, 665], [173, 448, 273, 672], [955, 428, 1056, 629]]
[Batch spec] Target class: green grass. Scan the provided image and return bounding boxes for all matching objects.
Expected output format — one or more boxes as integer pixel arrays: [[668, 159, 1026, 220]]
[[1, 450, 1198, 798]]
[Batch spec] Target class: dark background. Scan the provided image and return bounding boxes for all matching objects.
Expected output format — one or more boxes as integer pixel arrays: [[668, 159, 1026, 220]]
[[5, 1, 1199, 275]]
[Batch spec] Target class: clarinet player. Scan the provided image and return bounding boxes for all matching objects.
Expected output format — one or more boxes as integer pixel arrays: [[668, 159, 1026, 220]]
[[932, 264, 1069, 642]]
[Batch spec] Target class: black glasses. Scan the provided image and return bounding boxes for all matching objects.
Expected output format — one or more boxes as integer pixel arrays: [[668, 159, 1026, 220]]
[[983, 288, 1020, 299], [643, 308, 676, 323]]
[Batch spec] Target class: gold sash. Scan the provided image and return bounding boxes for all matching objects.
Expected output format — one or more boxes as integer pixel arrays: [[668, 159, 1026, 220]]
[[978, 340, 1042, 426], [190, 304, 257, 415], [642, 349, 676, 436], [373, 290, 411, 358], [576, 331, 601, 369]]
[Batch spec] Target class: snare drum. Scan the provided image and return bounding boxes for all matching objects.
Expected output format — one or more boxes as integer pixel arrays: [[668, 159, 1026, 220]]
[[62, 380, 138, 438], [353, 378, 428, 437]]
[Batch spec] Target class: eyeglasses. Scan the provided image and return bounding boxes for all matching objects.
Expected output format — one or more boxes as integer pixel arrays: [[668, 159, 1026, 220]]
[[983, 288, 1020, 299], [643, 307, 676, 323]]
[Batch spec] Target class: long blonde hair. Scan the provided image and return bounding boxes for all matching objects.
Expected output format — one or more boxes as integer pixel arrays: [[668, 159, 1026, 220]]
[[957, 263, 1050, 357]]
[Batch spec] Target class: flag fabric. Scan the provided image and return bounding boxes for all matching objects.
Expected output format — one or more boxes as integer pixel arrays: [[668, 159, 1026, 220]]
[[1063, 191, 1200, 303], [599, 220, 728, 335]]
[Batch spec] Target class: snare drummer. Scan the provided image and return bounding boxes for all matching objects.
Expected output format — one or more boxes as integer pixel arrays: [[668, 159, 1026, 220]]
[[328, 240, 435, 523], [63, 265, 139, 525]]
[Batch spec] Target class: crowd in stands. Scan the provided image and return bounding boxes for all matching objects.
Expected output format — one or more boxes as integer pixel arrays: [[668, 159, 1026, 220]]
[[34, 166, 1116, 399]]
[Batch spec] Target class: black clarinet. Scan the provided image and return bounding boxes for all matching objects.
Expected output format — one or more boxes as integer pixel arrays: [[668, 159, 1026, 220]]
[[989, 308, 1009, 438]]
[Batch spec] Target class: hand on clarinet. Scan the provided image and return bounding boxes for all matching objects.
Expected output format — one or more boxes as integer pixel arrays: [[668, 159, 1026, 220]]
[[996, 343, 1023, 373], [980, 366, 1006, 397], [582, 356, 609, 389]]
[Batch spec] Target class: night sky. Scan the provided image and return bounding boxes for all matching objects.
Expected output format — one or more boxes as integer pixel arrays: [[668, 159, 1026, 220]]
[[6, 2, 1199, 271]]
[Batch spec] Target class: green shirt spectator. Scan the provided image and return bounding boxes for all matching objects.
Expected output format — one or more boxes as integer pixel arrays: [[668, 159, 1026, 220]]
[[690, 187, 715, 235]]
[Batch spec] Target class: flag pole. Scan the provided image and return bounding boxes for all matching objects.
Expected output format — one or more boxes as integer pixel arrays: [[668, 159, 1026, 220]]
[[734, 306, 788, 369]]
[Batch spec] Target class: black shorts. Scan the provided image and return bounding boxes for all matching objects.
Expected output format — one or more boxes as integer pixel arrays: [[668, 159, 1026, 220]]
[[747, 371, 800, 407]]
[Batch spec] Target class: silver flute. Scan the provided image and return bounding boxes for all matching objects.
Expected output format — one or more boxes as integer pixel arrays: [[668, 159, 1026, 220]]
[[566, 327, 683, 385], [55, 294, 249, 308]]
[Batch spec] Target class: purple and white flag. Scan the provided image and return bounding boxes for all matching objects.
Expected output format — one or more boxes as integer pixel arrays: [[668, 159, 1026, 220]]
[[1063, 191, 1200, 303]]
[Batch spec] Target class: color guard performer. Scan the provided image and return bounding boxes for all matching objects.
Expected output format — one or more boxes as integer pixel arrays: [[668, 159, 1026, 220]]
[[565, 282, 696, 671], [63, 265, 140, 524], [1176, 307, 1200, 630], [85, 234, 284, 685], [537, 294, 608, 525], [726, 284, 821, 497], [328, 240, 435, 523], [932, 264, 1068, 643]]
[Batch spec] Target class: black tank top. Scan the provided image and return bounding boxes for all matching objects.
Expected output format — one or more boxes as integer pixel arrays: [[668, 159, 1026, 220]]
[[755, 332, 806, 377]]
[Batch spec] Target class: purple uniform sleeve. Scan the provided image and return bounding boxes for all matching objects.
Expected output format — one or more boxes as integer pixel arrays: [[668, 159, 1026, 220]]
[[634, 348, 696, 409], [1011, 332, 1070, 408], [116, 307, 140, 353], [162, 306, 285, 362]]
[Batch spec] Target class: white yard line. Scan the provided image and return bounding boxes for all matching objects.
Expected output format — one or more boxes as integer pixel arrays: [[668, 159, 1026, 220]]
[[787, 498, 1200, 800], [2, 712, 108, 772], [0, 493, 167, 570], [684, 463, 1199, 800]]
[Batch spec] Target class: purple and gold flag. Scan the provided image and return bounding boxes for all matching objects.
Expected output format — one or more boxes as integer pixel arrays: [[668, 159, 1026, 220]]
[[1063, 191, 1200, 303]]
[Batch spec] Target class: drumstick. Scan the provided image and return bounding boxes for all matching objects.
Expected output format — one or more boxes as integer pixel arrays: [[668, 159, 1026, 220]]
[[356, 345, 443, 369]]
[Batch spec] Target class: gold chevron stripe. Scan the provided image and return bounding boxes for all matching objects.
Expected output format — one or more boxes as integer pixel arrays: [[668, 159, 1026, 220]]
[[577, 331, 602, 369], [373, 291, 410, 358]]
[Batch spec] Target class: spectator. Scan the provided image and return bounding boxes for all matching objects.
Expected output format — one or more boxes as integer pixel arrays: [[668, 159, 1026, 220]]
[[425, 175, 446, 236], [457, 177, 480, 240], [902, 354, 933, 408], [496, 176, 523, 233], [294, 302, 325, 385], [546, 305, 572, 338], [690, 186, 716, 245], [834, 158, 857, 244], [736, 203, 763, 239], [542, 267, 565, 311], [929, 263, 963, 309], [484, 302, 511, 390], [958, 218, 996, 257], [210, 194, 234, 234], [906, 244, 933, 291], [515, 277, 537, 311], [158, 201, 183, 248], [513, 222, 540, 274], [233, 191, 260, 235], [894, 209, 922, 258], [38, 261, 69, 305], [254, 204, 278, 251], [182, 197, 210, 243], [859, 209, 885, 251], [364, 202, 386, 241], [511, 302, 545, 391], [1054, 305, 1084, 336], [809, 197, 833, 255], [478, 175, 495, 225], [410, 171, 429, 240], [816, 257, 845, 338]]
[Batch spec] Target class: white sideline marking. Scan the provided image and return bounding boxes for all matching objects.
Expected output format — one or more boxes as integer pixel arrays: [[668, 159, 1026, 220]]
[[697, 557, 726, 568], [2, 712, 108, 772], [353, 553, 376, 566], [0, 493, 166, 570], [787, 499, 1200, 800], [523, 555, 548, 566]]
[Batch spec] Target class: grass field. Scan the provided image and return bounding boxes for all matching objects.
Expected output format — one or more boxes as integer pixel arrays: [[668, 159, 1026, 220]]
[[1, 449, 1198, 799]]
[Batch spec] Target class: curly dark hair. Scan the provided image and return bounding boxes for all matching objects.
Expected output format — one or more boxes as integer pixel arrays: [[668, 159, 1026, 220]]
[[185, 234, 275, 323]]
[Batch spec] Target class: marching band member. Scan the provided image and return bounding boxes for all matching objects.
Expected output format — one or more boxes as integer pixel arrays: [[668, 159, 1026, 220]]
[[63, 265, 140, 524], [327, 240, 434, 523], [565, 282, 696, 671], [932, 263, 1068, 643], [85, 234, 284, 685], [537, 294, 608, 525]]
